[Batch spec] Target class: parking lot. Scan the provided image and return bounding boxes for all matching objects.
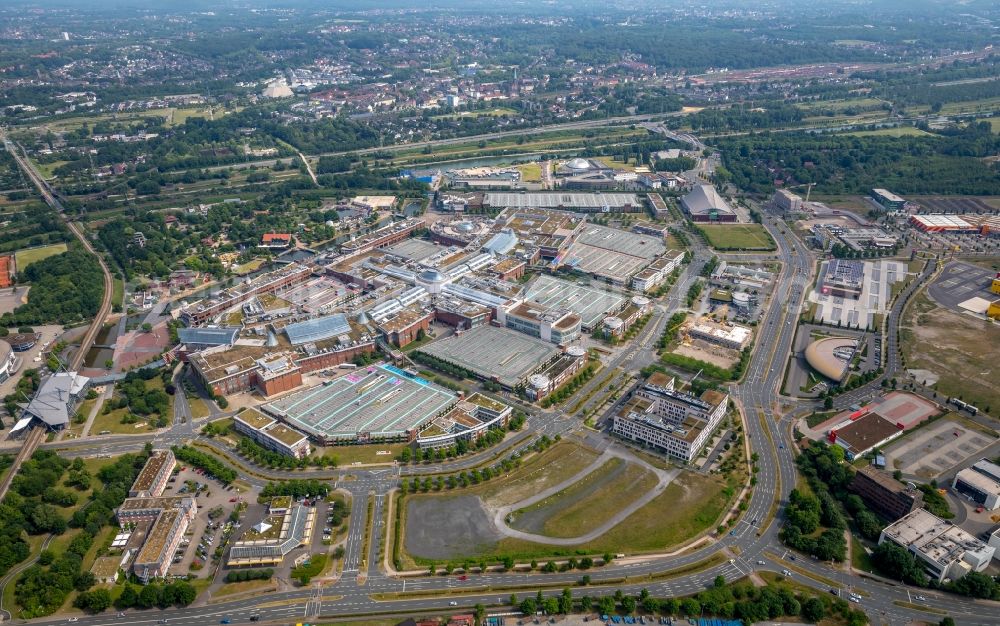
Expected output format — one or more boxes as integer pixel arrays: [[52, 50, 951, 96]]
[[160, 465, 247, 576], [927, 261, 999, 315], [883, 417, 997, 480]]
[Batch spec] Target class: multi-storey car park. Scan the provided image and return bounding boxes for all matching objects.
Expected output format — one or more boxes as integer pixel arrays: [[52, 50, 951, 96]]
[[522, 274, 626, 331], [259, 365, 458, 445], [417, 324, 560, 389]]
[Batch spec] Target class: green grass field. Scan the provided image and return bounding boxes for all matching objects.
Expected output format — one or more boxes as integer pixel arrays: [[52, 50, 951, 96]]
[[511, 459, 659, 539], [795, 97, 884, 112], [14, 242, 68, 269], [841, 126, 937, 138], [698, 224, 776, 251]]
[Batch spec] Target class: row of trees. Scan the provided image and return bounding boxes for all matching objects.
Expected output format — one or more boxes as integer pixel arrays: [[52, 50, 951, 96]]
[[259, 479, 331, 500], [171, 445, 238, 485]]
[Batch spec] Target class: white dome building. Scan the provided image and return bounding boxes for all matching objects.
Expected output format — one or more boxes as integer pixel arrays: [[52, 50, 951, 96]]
[[416, 268, 448, 294]]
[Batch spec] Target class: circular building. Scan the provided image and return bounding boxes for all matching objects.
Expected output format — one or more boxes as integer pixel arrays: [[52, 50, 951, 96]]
[[565, 158, 591, 171], [416, 268, 448, 294], [565, 345, 586, 358], [529, 374, 551, 392], [631, 295, 651, 309], [804, 336, 858, 382], [604, 316, 624, 334]]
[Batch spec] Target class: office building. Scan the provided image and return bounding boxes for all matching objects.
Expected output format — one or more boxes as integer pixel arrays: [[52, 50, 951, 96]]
[[612, 372, 728, 463], [879, 508, 994, 583], [871, 188, 906, 211], [952, 459, 1000, 511], [129, 450, 176, 498], [416, 393, 513, 450], [234, 408, 312, 459], [688, 319, 752, 351], [820, 259, 865, 300], [631, 252, 685, 293], [849, 465, 923, 521], [772, 189, 803, 213]]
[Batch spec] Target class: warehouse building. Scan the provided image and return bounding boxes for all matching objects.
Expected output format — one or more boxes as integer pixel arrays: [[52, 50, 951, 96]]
[[681, 185, 738, 222], [829, 412, 903, 460], [234, 408, 312, 459], [909, 215, 977, 233], [849, 465, 923, 521], [952, 459, 1000, 511], [611, 372, 728, 463], [879, 508, 994, 583]]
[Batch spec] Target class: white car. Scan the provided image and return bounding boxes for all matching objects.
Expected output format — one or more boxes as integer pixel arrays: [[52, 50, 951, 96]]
[[449, 601, 458, 606]]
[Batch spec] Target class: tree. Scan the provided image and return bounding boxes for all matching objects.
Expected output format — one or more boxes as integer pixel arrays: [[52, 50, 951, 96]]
[[621, 596, 637, 614], [681, 598, 701, 616], [940, 618, 956, 626], [801, 598, 825, 622], [519, 598, 537, 615], [474, 603, 486, 625], [598, 596, 616, 615], [75, 588, 112, 613]]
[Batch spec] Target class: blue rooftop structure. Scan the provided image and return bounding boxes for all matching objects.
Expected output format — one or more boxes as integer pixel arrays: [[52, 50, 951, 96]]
[[177, 326, 240, 348], [282, 313, 351, 345]]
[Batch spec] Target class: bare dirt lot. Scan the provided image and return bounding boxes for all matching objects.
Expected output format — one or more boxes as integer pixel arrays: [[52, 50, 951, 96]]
[[900, 290, 1000, 415], [404, 494, 502, 561], [671, 342, 739, 369]]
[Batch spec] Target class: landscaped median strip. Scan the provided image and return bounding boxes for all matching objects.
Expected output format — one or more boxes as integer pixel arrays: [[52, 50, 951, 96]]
[[251, 596, 342, 610], [763, 550, 844, 591], [893, 600, 946, 615], [371, 554, 726, 602]]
